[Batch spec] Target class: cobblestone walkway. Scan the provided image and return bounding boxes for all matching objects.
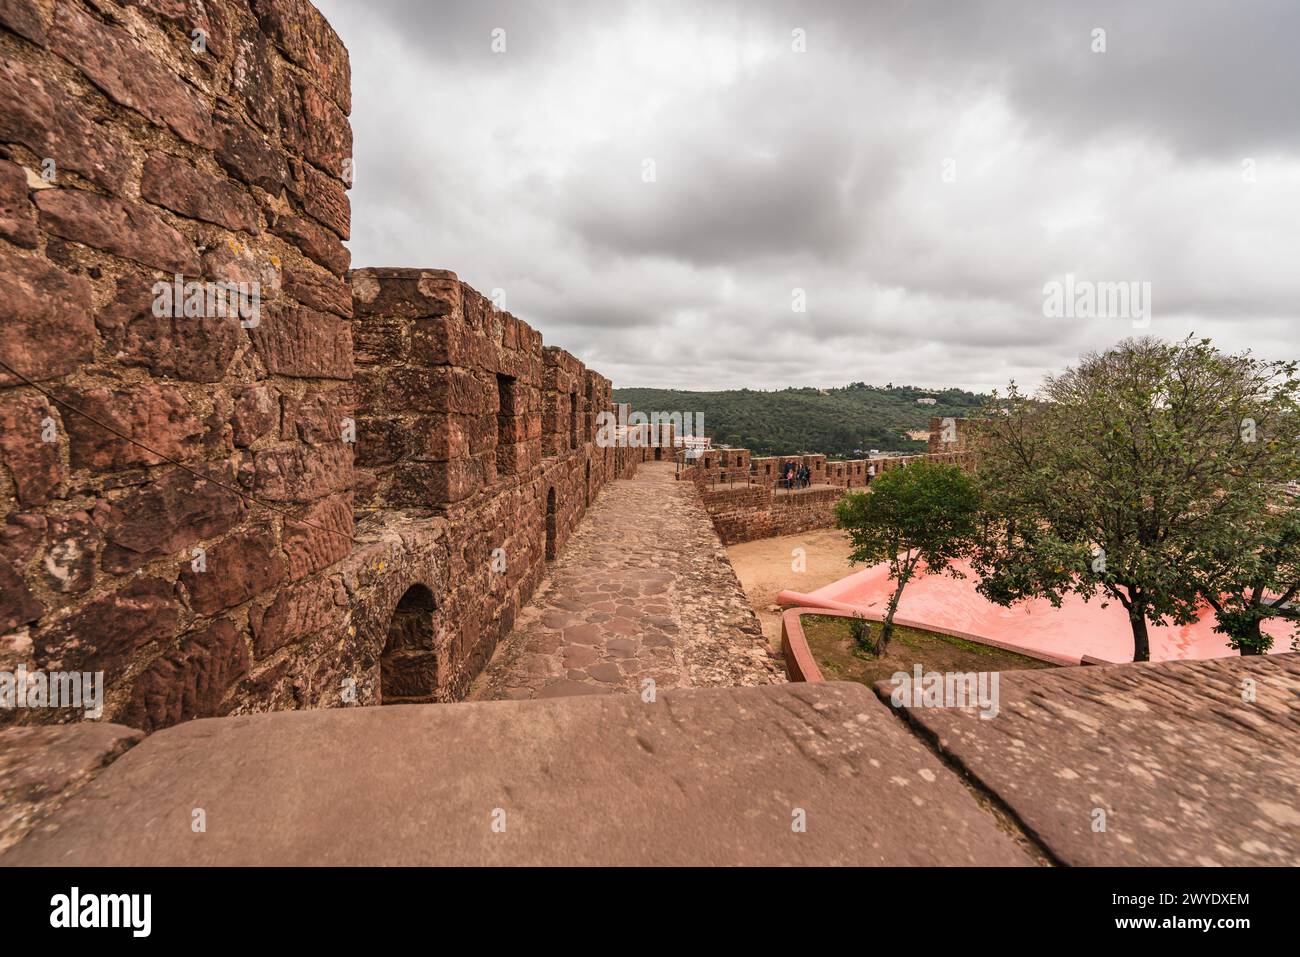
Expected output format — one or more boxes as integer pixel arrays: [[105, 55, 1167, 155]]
[[471, 461, 783, 700]]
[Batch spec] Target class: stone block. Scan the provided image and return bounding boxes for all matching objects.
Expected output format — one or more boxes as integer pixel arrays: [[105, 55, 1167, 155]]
[[0, 249, 95, 387], [122, 618, 250, 731], [36, 189, 200, 274]]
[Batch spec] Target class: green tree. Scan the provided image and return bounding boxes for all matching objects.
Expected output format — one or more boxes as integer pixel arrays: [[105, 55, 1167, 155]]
[[973, 336, 1299, 661], [1187, 383, 1300, 654], [1196, 500, 1300, 653], [834, 459, 980, 655]]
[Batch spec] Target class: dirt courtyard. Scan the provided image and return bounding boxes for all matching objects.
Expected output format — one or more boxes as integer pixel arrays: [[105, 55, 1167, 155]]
[[726, 528, 857, 652]]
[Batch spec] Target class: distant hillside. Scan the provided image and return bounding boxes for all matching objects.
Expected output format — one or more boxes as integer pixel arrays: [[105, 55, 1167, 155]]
[[611, 383, 985, 458]]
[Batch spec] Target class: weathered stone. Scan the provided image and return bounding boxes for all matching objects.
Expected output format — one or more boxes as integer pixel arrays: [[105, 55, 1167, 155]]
[[352, 319, 406, 366], [179, 525, 284, 615], [41, 510, 100, 596], [122, 619, 248, 732], [212, 112, 288, 193], [288, 157, 348, 239], [96, 277, 242, 384], [0, 683, 1033, 866], [350, 268, 459, 319], [201, 233, 282, 301], [249, 574, 347, 657], [58, 382, 204, 472], [0, 158, 37, 248], [354, 416, 408, 467], [276, 73, 351, 174], [0, 392, 62, 506], [49, 1, 213, 147], [34, 576, 180, 680], [0, 513, 46, 567], [251, 442, 351, 503], [281, 390, 350, 446], [390, 458, 484, 506], [0, 59, 132, 191], [231, 384, 279, 447], [249, 304, 352, 379], [282, 493, 352, 579], [36, 189, 200, 274], [282, 264, 351, 318], [100, 464, 246, 574], [0, 723, 142, 856], [0, 555, 44, 633], [274, 212, 349, 276], [884, 654, 1300, 867], [141, 151, 260, 233], [0, 249, 95, 387], [250, 0, 351, 114], [230, 21, 279, 132], [0, 0, 384, 740], [386, 367, 493, 415], [409, 316, 464, 366], [0, 0, 48, 43], [120, 0, 229, 60]]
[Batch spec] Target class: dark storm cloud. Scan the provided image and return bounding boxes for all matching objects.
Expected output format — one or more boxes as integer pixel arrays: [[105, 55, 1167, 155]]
[[316, 0, 1300, 392]]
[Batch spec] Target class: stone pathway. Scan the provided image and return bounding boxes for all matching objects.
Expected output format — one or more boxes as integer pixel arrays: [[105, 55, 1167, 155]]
[[471, 461, 783, 701]]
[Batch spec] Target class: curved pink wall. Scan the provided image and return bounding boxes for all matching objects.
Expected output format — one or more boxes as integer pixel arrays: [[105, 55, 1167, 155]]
[[779, 559, 1293, 665]]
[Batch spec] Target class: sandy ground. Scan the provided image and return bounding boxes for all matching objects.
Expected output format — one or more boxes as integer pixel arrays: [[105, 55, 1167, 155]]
[[726, 528, 856, 652]]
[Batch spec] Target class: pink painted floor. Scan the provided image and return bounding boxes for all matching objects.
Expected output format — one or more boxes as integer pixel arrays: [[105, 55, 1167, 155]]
[[777, 559, 1293, 665]]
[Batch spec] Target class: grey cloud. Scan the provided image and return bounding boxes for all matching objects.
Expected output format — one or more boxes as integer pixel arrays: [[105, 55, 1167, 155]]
[[316, 0, 1300, 394]]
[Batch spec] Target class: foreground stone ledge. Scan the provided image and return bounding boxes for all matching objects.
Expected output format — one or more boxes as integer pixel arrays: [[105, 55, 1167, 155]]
[[881, 653, 1300, 866], [0, 723, 143, 855], [1, 683, 1029, 866]]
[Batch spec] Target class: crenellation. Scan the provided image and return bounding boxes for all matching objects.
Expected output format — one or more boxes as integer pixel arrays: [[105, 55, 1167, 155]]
[[0, 1, 633, 731], [678, 425, 976, 544]]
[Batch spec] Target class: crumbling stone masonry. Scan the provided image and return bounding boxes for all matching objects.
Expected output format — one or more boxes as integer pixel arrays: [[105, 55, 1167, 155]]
[[0, 0, 633, 731]]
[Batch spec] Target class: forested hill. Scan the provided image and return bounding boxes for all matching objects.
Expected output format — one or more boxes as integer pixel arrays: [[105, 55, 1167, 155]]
[[611, 383, 985, 458]]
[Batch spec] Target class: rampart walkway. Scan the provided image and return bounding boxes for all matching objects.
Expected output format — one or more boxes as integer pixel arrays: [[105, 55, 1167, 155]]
[[471, 461, 782, 701]]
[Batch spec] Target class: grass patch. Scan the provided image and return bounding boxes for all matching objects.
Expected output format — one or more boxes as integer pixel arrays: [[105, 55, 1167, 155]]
[[800, 615, 1055, 688]]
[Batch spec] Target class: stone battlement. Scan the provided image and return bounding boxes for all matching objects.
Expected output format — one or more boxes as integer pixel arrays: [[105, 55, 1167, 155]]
[[676, 437, 974, 544], [0, 1, 632, 730]]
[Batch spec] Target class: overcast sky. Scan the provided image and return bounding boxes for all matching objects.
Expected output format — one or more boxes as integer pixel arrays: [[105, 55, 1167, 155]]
[[316, 0, 1299, 393]]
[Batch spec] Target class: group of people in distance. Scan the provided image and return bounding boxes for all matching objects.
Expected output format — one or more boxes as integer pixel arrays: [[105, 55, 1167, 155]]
[[779, 460, 879, 489], [782, 462, 811, 489]]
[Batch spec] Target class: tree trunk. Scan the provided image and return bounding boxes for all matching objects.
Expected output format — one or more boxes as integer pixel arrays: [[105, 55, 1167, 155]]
[[878, 575, 909, 656], [1239, 618, 1265, 655], [1128, 603, 1151, 662]]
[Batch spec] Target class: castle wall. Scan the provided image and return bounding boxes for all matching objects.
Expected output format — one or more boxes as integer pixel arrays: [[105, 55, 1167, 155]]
[[346, 268, 631, 703], [701, 484, 844, 545], [0, 0, 634, 730], [1, 0, 357, 730], [681, 440, 974, 545]]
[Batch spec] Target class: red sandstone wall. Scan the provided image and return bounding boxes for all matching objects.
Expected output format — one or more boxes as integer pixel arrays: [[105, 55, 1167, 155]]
[[686, 442, 974, 545], [0, 1, 633, 730], [701, 485, 844, 545], [345, 268, 630, 703], [0, 0, 355, 729]]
